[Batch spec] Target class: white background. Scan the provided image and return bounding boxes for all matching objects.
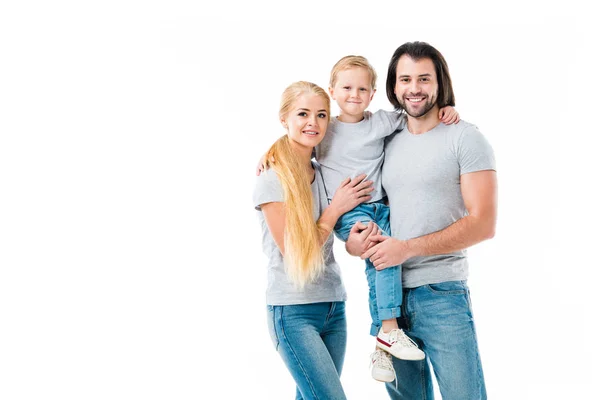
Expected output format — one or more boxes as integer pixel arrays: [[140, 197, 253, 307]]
[[1, 1, 599, 399]]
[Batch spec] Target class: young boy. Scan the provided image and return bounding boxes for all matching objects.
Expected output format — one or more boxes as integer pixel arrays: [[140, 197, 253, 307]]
[[317, 55, 459, 383]]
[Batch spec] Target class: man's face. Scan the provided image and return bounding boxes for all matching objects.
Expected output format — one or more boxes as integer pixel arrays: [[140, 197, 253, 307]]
[[394, 55, 438, 118]]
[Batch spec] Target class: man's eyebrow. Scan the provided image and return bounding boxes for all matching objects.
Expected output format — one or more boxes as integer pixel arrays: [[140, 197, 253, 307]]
[[398, 73, 433, 77]]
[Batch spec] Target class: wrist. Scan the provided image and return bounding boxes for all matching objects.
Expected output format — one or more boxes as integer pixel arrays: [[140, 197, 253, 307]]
[[326, 202, 344, 220], [404, 239, 419, 258]]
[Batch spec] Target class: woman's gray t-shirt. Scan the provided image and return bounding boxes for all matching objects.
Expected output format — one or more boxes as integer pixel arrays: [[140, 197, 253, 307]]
[[253, 162, 347, 305]]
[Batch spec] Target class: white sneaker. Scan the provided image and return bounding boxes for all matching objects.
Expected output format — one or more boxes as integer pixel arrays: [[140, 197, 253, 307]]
[[376, 328, 425, 361], [370, 349, 395, 383]]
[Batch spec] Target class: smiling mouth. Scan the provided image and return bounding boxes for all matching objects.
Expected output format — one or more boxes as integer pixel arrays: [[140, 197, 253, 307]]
[[303, 130, 319, 136], [406, 97, 426, 103]]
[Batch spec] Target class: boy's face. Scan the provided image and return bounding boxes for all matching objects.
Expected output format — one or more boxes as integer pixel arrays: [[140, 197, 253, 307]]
[[329, 67, 375, 118]]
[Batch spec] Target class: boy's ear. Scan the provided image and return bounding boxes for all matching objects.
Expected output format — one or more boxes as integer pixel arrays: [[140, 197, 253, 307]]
[[370, 88, 376, 101], [328, 86, 335, 99]]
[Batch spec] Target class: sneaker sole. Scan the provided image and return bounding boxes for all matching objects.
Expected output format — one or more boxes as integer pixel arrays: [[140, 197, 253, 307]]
[[376, 338, 426, 361], [372, 371, 395, 383]]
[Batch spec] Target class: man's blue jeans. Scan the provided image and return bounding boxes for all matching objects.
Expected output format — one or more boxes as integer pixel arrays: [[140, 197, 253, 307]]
[[386, 281, 487, 400], [334, 201, 402, 335], [267, 302, 347, 400]]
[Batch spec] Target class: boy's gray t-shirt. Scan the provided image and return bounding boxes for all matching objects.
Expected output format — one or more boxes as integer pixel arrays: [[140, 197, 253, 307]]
[[382, 120, 496, 288], [253, 162, 347, 305], [316, 110, 405, 202]]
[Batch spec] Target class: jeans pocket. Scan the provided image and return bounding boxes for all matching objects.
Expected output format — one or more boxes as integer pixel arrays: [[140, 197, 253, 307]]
[[425, 280, 468, 295], [266, 305, 280, 351]]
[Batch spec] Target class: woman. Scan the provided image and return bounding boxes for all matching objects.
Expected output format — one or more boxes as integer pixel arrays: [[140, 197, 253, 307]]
[[253, 81, 373, 399]]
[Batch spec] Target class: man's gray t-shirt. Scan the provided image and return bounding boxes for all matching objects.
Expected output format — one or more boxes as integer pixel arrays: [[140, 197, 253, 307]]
[[382, 120, 496, 288], [253, 162, 347, 305], [316, 110, 405, 202]]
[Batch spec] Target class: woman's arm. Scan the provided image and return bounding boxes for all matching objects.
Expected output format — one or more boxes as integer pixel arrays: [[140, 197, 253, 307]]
[[261, 174, 375, 254], [261, 201, 287, 254]]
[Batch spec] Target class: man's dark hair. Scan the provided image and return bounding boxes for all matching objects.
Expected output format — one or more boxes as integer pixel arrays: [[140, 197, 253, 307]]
[[386, 41, 455, 111]]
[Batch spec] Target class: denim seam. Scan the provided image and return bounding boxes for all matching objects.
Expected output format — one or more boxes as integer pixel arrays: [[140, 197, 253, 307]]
[[279, 307, 320, 400], [420, 357, 427, 400], [271, 306, 280, 351], [424, 284, 466, 296], [466, 290, 486, 399]]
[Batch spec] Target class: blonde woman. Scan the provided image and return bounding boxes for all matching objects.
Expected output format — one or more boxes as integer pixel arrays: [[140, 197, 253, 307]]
[[253, 81, 373, 400]]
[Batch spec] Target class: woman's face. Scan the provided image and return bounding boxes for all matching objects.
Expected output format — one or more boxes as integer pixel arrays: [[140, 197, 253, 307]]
[[282, 93, 329, 150]]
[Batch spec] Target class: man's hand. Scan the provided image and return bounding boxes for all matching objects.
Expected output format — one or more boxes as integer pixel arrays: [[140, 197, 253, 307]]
[[361, 235, 413, 270], [345, 221, 379, 256]]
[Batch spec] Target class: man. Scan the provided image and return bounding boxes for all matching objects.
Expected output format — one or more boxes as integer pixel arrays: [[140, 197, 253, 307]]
[[346, 41, 497, 399]]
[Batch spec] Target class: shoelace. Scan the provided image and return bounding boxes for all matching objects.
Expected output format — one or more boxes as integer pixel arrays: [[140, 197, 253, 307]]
[[370, 351, 398, 390], [389, 329, 419, 348]]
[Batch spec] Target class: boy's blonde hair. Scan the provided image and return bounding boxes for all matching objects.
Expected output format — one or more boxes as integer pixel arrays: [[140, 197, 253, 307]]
[[265, 81, 331, 288], [329, 55, 377, 90]]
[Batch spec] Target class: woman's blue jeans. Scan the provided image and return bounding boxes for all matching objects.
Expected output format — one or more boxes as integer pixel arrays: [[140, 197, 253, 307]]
[[267, 302, 347, 400]]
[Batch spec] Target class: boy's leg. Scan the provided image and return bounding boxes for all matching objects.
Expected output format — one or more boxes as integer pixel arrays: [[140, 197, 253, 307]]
[[334, 205, 381, 335], [373, 203, 402, 324]]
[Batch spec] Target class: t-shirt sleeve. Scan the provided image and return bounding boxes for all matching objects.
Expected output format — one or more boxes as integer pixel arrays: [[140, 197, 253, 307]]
[[253, 167, 285, 210], [374, 110, 406, 138], [457, 124, 496, 175]]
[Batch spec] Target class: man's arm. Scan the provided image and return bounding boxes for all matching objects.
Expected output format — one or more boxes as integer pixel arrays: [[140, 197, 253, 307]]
[[363, 170, 497, 270]]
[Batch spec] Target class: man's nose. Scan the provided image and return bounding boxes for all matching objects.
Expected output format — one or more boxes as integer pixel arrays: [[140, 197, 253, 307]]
[[410, 80, 420, 93]]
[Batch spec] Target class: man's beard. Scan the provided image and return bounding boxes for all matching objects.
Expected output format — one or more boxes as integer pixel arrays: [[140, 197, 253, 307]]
[[400, 95, 436, 118]]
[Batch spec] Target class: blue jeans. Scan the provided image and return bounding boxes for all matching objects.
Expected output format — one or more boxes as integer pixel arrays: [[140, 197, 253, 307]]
[[334, 201, 402, 336], [385, 281, 487, 400], [267, 302, 347, 400]]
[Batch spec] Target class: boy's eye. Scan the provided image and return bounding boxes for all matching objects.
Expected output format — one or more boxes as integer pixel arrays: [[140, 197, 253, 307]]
[[343, 86, 350, 90], [360, 88, 367, 92]]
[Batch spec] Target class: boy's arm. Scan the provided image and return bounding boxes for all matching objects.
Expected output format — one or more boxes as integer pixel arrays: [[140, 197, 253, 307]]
[[439, 106, 460, 124]]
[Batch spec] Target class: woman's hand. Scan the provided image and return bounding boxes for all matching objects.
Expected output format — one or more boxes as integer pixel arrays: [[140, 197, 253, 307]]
[[329, 174, 374, 216]]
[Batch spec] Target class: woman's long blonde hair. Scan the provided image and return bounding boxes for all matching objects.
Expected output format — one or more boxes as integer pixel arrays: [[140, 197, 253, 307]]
[[265, 81, 331, 288]]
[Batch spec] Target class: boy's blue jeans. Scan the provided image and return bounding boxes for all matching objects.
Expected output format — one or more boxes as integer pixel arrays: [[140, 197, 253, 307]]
[[334, 201, 402, 336]]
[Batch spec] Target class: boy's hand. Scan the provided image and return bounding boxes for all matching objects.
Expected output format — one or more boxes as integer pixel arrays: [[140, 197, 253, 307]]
[[439, 106, 460, 125], [255, 153, 272, 176]]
